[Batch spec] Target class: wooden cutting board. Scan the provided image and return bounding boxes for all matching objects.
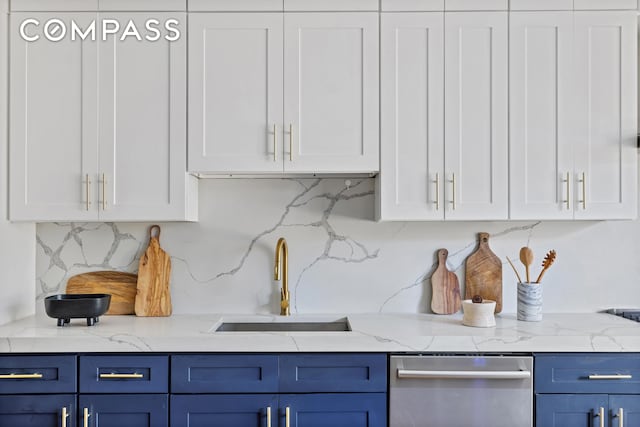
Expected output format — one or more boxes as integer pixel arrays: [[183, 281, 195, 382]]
[[135, 225, 172, 317], [465, 232, 502, 313], [66, 271, 137, 315], [431, 249, 461, 315]]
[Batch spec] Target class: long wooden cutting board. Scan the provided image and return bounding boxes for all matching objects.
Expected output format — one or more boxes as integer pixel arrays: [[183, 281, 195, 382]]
[[135, 225, 172, 317], [66, 271, 137, 315], [431, 249, 461, 315], [465, 232, 502, 313]]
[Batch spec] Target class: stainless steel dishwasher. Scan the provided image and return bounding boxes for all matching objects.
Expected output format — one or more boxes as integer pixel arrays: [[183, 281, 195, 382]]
[[389, 355, 533, 427]]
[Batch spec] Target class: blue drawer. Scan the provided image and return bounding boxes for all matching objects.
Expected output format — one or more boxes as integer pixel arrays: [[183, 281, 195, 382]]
[[79, 355, 168, 393], [535, 353, 640, 394], [279, 354, 387, 393], [0, 355, 76, 394], [171, 354, 279, 393]]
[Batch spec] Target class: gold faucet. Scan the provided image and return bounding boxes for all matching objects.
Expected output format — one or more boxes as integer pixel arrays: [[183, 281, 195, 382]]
[[274, 237, 290, 316]]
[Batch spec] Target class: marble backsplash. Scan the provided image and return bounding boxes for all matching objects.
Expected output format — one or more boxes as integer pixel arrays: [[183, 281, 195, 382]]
[[36, 178, 640, 316]]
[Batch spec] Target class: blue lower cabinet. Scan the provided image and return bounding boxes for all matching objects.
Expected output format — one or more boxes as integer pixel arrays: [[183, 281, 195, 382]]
[[170, 394, 278, 427], [609, 395, 640, 427], [280, 393, 386, 427], [0, 394, 75, 426], [536, 394, 608, 427], [79, 394, 168, 427]]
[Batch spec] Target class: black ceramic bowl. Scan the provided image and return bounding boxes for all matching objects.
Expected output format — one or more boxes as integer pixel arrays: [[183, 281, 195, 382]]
[[44, 294, 111, 326]]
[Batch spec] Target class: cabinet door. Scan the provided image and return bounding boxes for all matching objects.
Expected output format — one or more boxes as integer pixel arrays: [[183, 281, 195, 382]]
[[0, 394, 75, 427], [610, 395, 640, 427], [79, 394, 167, 427], [536, 394, 608, 427], [573, 12, 637, 219], [280, 393, 386, 427], [443, 12, 508, 220], [170, 394, 278, 427], [509, 12, 574, 220], [188, 13, 283, 174], [284, 12, 379, 173], [9, 13, 98, 221], [378, 12, 444, 221], [98, 13, 190, 221]]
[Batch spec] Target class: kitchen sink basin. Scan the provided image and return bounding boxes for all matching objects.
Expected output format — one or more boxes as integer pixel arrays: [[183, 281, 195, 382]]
[[215, 318, 351, 332]]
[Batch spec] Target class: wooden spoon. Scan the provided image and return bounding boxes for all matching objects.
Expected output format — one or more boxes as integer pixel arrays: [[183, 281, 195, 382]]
[[519, 247, 534, 283]]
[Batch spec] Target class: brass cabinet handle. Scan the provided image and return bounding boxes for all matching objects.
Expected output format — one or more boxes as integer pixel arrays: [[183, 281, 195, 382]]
[[616, 407, 624, 427], [99, 372, 143, 379], [266, 406, 271, 427], [0, 373, 43, 379], [101, 173, 107, 210], [595, 407, 604, 427], [273, 124, 278, 162], [450, 173, 456, 210], [579, 172, 586, 210], [588, 374, 632, 380], [85, 174, 91, 211], [289, 124, 293, 161], [285, 406, 290, 427], [83, 407, 90, 427], [61, 407, 68, 427], [434, 173, 440, 211], [562, 172, 570, 210]]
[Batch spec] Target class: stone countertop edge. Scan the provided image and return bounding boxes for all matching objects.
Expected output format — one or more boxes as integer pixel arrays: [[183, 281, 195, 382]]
[[0, 313, 638, 353]]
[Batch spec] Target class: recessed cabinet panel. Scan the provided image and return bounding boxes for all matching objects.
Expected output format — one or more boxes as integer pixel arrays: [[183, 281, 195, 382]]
[[444, 12, 508, 220], [509, 12, 574, 220], [0, 395, 76, 426], [283, 12, 379, 173], [99, 13, 189, 221], [9, 13, 98, 221], [188, 13, 283, 173], [573, 12, 637, 219], [378, 12, 444, 220]]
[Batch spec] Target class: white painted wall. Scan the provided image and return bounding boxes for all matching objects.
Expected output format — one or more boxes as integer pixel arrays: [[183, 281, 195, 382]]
[[35, 179, 640, 317], [0, 0, 37, 325]]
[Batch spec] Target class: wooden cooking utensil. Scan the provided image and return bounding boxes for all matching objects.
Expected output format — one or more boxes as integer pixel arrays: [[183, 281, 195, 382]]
[[519, 247, 534, 283], [506, 256, 523, 283], [135, 225, 172, 317], [465, 233, 502, 313], [66, 271, 137, 315], [535, 250, 557, 283], [431, 249, 462, 315]]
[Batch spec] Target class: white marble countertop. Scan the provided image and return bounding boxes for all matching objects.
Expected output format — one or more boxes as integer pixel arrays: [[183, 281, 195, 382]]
[[0, 313, 638, 353]]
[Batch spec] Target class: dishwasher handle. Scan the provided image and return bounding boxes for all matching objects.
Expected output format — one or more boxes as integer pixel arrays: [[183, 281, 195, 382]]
[[397, 369, 531, 380]]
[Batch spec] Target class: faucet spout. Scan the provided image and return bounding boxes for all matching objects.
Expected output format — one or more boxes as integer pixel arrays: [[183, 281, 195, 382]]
[[274, 237, 290, 316]]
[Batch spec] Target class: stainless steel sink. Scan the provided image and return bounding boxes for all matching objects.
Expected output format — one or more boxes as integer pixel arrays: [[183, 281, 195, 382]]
[[215, 318, 351, 332]]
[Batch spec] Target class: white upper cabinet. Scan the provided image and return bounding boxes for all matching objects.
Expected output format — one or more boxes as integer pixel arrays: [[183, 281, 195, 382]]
[[189, 11, 379, 175], [509, 12, 574, 220], [9, 13, 98, 221], [443, 12, 508, 220], [188, 13, 283, 173], [283, 12, 379, 173], [99, 12, 194, 221], [9, 12, 196, 221], [378, 12, 444, 220], [284, 0, 378, 11], [510, 10, 637, 220], [572, 12, 637, 219], [378, 11, 508, 221], [188, 0, 282, 12]]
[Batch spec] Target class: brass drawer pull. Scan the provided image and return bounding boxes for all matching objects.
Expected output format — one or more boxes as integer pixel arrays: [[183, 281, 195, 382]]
[[588, 374, 632, 380], [0, 373, 43, 379], [285, 406, 290, 427], [83, 407, 90, 427], [266, 406, 271, 427], [595, 407, 604, 427], [99, 372, 144, 379], [61, 407, 69, 427]]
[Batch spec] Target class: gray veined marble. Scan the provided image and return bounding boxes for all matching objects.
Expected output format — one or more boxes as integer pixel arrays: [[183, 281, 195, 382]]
[[36, 178, 640, 315]]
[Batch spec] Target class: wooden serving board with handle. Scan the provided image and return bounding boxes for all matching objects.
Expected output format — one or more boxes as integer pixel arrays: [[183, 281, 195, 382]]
[[465, 232, 502, 313], [135, 225, 172, 317], [431, 249, 461, 315], [66, 271, 137, 315]]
